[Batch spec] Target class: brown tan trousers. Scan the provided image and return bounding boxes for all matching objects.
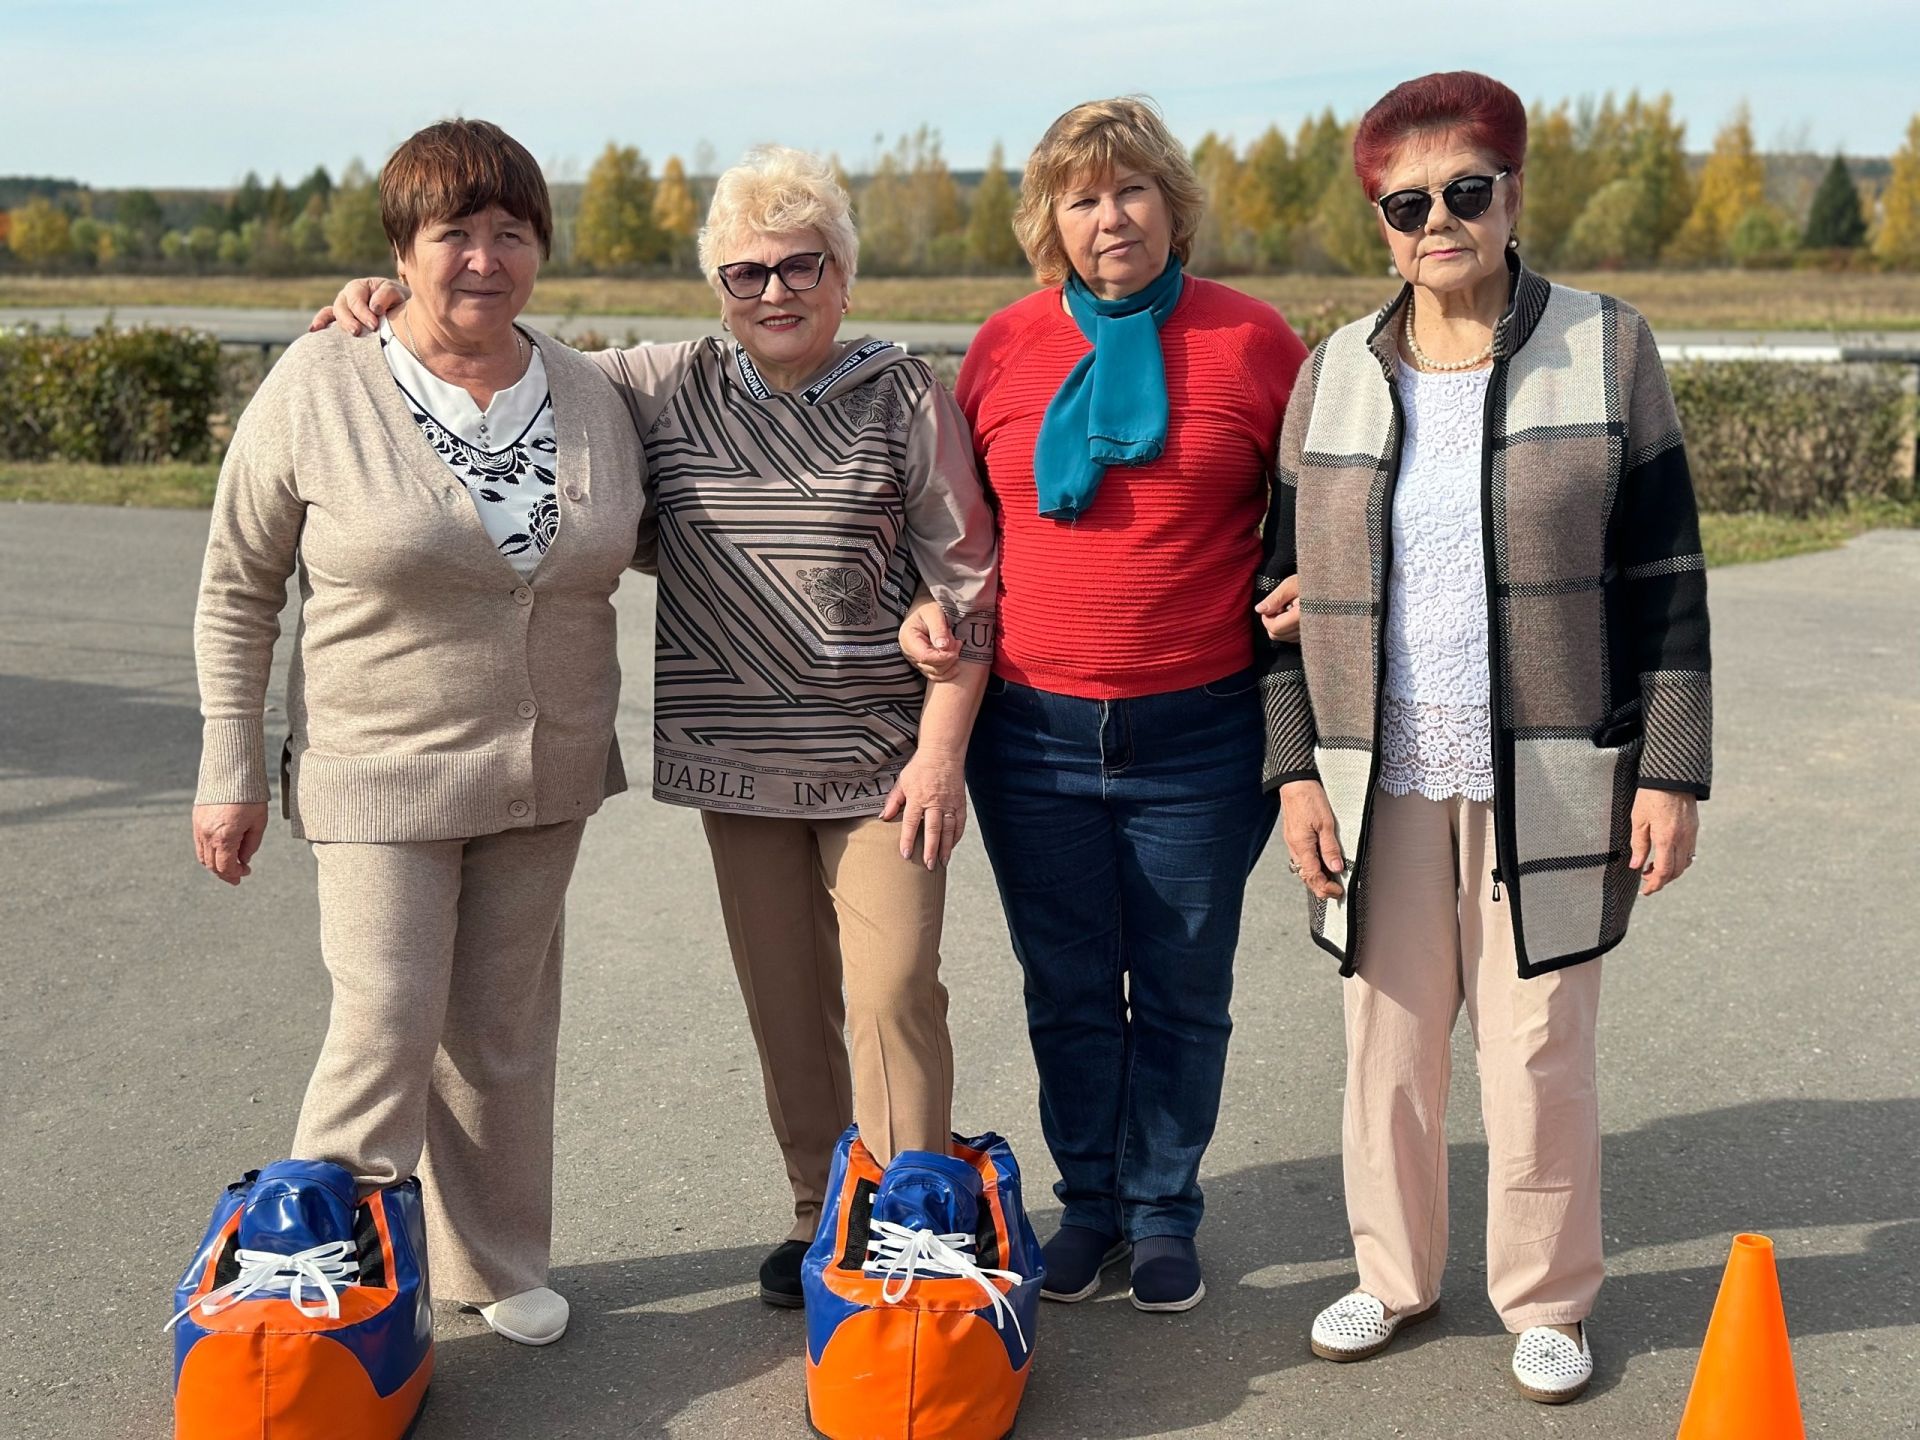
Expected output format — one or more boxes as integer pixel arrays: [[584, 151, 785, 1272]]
[[1344, 789, 1604, 1331], [701, 810, 953, 1242], [293, 818, 587, 1304]]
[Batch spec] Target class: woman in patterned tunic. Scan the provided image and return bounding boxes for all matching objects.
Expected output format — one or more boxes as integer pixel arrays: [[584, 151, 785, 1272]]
[[193, 119, 648, 1348], [321, 146, 999, 1307], [1255, 72, 1712, 1402]]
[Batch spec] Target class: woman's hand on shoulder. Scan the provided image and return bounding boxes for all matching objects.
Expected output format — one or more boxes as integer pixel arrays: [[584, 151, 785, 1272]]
[[1256, 574, 1301, 643], [900, 598, 964, 682], [881, 750, 968, 870], [1279, 779, 1345, 899], [192, 802, 269, 886], [1629, 788, 1699, 896], [308, 278, 412, 336]]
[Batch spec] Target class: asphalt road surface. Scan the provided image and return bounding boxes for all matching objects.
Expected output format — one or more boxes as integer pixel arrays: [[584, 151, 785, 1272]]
[[2, 506, 1915, 1438]]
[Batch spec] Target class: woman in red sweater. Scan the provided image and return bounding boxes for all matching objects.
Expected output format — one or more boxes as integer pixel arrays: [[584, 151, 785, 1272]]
[[911, 97, 1307, 1312]]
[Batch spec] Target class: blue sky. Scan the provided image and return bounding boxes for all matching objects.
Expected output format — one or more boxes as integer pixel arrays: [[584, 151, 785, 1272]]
[[6, 0, 1916, 188]]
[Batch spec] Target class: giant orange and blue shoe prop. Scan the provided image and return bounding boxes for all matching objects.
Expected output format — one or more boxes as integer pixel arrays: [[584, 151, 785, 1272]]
[[803, 1129, 1044, 1440], [167, 1160, 433, 1440]]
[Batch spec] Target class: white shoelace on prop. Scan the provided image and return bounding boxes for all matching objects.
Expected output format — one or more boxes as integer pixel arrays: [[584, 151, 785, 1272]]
[[165, 1240, 359, 1330], [863, 1219, 1029, 1355]]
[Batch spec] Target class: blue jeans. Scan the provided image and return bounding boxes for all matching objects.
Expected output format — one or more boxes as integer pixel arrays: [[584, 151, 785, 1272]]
[[966, 667, 1276, 1241]]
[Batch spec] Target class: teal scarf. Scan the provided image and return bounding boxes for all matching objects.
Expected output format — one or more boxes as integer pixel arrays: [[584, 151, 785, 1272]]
[[1032, 258, 1184, 520]]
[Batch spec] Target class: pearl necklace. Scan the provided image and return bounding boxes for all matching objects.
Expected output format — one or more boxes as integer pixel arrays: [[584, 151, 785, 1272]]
[[1403, 304, 1493, 372]]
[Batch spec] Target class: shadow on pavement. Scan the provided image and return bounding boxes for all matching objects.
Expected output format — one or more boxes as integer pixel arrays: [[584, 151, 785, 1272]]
[[391, 1098, 1918, 1436], [0, 673, 204, 826]]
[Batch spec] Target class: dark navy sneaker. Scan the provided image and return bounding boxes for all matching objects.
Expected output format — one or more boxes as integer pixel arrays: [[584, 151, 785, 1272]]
[[1039, 1225, 1130, 1303], [759, 1239, 809, 1308], [1129, 1235, 1205, 1312]]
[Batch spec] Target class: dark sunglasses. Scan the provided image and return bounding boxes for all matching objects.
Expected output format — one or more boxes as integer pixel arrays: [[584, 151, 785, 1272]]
[[1375, 171, 1508, 234], [715, 251, 830, 300]]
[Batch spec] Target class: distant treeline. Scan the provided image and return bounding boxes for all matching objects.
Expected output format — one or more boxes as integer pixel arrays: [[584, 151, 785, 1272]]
[[6, 98, 1920, 276]]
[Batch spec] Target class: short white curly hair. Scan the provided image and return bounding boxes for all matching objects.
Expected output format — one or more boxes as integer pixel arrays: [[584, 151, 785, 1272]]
[[697, 145, 859, 296]]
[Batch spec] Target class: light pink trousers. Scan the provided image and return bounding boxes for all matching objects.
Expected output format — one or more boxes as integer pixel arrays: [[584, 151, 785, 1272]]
[[1344, 788, 1604, 1332]]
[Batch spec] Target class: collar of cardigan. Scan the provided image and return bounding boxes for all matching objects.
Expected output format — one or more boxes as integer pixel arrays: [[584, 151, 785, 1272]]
[[1364, 250, 1552, 379]]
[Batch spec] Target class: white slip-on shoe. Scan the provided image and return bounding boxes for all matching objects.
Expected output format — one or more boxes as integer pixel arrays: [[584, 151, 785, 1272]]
[[1510, 1322, 1593, 1403], [1309, 1290, 1438, 1362], [476, 1286, 570, 1346]]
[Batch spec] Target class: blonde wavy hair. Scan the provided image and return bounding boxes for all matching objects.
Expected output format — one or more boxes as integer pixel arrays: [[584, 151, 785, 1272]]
[[697, 146, 859, 296], [1012, 96, 1205, 286]]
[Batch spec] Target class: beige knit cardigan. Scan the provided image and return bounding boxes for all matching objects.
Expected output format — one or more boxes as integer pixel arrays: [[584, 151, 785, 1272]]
[[193, 324, 650, 842]]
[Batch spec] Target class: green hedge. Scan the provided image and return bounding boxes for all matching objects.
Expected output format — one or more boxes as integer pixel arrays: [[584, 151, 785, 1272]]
[[1669, 359, 1915, 517], [0, 324, 223, 463]]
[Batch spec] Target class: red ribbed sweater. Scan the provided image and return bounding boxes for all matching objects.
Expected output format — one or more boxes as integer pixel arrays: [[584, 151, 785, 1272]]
[[955, 277, 1309, 699]]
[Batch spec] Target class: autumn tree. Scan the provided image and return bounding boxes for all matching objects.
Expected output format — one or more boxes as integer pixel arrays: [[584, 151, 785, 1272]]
[[7, 197, 71, 266], [1520, 101, 1590, 264], [1667, 106, 1765, 264], [1187, 132, 1244, 272], [1561, 176, 1652, 268], [965, 142, 1022, 271], [651, 155, 699, 266], [1311, 163, 1387, 276], [855, 129, 964, 273], [324, 160, 390, 269], [576, 142, 662, 270], [1870, 116, 1920, 267]]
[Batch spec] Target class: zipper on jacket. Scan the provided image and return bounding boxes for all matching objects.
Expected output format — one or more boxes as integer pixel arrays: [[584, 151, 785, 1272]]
[[1491, 868, 1503, 901]]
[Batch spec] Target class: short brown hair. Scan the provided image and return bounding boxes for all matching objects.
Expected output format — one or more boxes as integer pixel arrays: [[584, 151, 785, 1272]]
[[1012, 96, 1206, 286], [379, 118, 553, 260]]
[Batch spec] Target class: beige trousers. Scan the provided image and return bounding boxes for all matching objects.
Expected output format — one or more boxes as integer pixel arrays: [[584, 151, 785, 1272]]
[[701, 810, 953, 1243], [294, 818, 587, 1304], [1344, 789, 1604, 1332]]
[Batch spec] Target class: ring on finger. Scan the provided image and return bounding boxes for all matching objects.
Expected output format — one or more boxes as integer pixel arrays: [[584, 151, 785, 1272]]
[[1287, 859, 1302, 874]]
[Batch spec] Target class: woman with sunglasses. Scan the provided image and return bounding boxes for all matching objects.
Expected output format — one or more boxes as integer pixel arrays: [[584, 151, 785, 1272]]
[[1254, 71, 1711, 1403], [318, 145, 998, 1308]]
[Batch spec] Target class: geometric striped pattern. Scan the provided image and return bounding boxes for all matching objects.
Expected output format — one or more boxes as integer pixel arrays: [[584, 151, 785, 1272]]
[[1256, 256, 1713, 976], [595, 337, 998, 818]]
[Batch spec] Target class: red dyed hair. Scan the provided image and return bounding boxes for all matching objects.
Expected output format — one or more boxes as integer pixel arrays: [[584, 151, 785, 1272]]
[[1352, 71, 1528, 200]]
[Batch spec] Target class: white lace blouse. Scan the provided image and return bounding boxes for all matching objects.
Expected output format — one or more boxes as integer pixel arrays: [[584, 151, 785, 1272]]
[[1379, 358, 1495, 802], [379, 317, 559, 577]]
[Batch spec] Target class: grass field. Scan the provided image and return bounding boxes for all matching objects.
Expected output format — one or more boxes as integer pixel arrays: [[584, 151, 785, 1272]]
[[3, 268, 1919, 332], [7, 461, 1913, 566]]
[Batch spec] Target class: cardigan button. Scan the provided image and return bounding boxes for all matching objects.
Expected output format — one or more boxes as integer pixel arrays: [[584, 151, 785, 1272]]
[[512, 586, 533, 605], [564, 485, 583, 501], [508, 800, 530, 818], [517, 700, 538, 719]]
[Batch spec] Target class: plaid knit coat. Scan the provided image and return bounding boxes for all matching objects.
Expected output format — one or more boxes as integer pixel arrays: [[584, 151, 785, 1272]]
[[1256, 257, 1712, 977]]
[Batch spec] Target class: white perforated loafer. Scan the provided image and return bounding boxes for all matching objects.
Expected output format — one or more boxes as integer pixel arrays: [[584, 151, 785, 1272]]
[[1310, 1290, 1437, 1362], [1510, 1322, 1592, 1403], [476, 1286, 570, 1346]]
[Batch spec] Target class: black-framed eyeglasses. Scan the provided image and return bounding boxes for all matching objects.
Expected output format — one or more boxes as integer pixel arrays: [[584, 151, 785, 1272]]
[[715, 251, 830, 300], [1375, 171, 1509, 234]]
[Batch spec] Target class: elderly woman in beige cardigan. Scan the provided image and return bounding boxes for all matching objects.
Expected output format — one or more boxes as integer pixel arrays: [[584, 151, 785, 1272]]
[[190, 118, 646, 1348]]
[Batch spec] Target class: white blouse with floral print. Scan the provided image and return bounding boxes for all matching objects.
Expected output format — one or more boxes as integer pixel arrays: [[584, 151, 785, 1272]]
[[380, 317, 559, 577]]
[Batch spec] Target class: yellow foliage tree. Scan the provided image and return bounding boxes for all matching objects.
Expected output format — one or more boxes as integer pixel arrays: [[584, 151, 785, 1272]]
[[1187, 132, 1243, 273], [965, 142, 1022, 271], [652, 155, 699, 266], [1872, 114, 1920, 268], [576, 142, 661, 270], [8, 197, 72, 267], [1666, 106, 1765, 264]]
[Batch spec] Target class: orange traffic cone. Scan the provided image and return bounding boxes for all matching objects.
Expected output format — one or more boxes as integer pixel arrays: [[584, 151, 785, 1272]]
[[1677, 1233, 1805, 1439]]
